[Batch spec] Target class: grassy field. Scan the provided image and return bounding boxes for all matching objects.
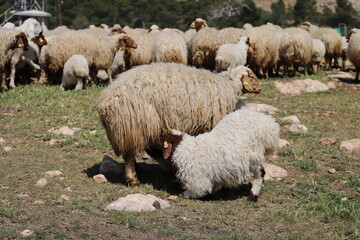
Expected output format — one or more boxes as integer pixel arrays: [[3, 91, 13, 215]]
[[0, 69, 359, 240]]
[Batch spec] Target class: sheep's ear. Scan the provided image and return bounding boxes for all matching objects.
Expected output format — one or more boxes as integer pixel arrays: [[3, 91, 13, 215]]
[[246, 37, 251, 48], [118, 39, 126, 51], [163, 141, 173, 160], [242, 70, 261, 94]]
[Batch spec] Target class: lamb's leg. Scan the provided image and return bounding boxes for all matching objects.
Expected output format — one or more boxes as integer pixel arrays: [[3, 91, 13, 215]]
[[75, 79, 84, 90], [248, 165, 265, 202], [123, 154, 140, 186], [9, 62, 17, 88], [21, 56, 41, 70], [355, 70, 359, 81]]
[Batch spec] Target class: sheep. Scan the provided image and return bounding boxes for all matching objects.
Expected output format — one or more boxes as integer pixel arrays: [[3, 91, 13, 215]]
[[312, 28, 342, 70], [189, 18, 208, 32], [16, 18, 43, 38], [40, 32, 137, 84], [161, 108, 280, 201], [278, 27, 313, 76], [310, 39, 326, 74], [95, 62, 261, 186], [0, 29, 29, 90], [347, 31, 360, 81], [215, 36, 249, 72], [60, 54, 90, 90], [296, 21, 319, 36], [151, 30, 188, 65], [244, 27, 279, 78], [9, 33, 48, 88]]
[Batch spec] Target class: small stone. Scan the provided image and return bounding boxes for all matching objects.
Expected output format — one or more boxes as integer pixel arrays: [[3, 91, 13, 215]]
[[264, 163, 288, 180], [18, 193, 30, 198], [287, 124, 308, 133], [327, 81, 337, 89], [328, 168, 336, 174], [65, 187, 72, 192], [36, 178, 48, 187], [245, 103, 278, 114], [48, 126, 80, 136], [0, 138, 5, 144], [34, 200, 45, 205], [105, 194, 170, 212], [59, 177, 66, 181], [21, 229, 34, 237], [281, 116, 300, 124], [180, 216, 189, 221], [340, 139, 360, 153], [153, 200, 161, 209], [167, 195, 179, 201], [279, 139, 291, 149], [90, 130, 97, 135], [45, 171, 63, 178], [320, 138, 337, 146], [60, 194, 70, 201], [3, 146, 12, 152], [340, 181, 348, 184], [48, 139, 58, 145], [341, 197, 348, 202], [93, 174, 108, 183]]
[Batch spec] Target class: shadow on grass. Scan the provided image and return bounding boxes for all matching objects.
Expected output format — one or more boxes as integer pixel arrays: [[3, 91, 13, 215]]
[[338, 77, 360, 84]]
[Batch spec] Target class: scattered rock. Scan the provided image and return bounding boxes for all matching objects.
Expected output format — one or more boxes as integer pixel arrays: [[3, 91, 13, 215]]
[[167, 195, 179, 201], [36, 178, 48, 187], [3, 146, 12, 152], [93, 174, 108, 183], [341, 197, 348, 202], [327, 72, 353, 79], [48, 139, 58, 145], [48, 126, 80, 136], [328, 168, 336, 174], [264, 163, 288, 180], [320, 138, 337, 146], [90, 130, 97, 135], [280, 116, 300, 124], [59, 177, 66, 181], [45, 171, 63, 178], [279, 139, 291, 149], [285, 124, 309, 133], [340, 139, 360, 153], [274, 79, 331, 95], [18, 193, 30, 198], [0, 138, 5, 144], [65, 187, 72, 192], [34, 200, 45, 205], [60, 194, 70, 201], [327, 81, 337, 89], [21, 229, 34, 237], [245, 103, 278, 114], [105, 194, 171, 212]]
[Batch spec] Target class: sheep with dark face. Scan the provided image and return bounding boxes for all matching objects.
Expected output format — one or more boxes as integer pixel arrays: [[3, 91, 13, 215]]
[[95, 63, 261, 186], [161, 108, 280, 201]]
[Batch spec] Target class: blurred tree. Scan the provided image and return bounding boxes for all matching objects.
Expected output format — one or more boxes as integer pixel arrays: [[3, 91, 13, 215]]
[[271, 0, 286, 27], [293, 0, 317, 24]]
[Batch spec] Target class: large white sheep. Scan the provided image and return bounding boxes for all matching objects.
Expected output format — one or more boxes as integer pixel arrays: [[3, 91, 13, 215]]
[[215, 36, 249, 72], [16, 18, 42, 38], [161, 108, 280, 201], [310, 39, 326, 74], [347, 31, 360, 81], [0, 29, 29, 90], [60, 54, 90, 90], [278, 27, 313, 76], [151, 30, 188, 65], [95, 63, 261, 186]]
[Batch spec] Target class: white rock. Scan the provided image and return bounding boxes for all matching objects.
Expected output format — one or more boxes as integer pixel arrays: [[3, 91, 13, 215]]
[[90, 130, 97, 135], [3, 146, 12, 152], [245, 103, 278, 114], [279, 139, 291, 149], [21, 229, 34, 237], [328, 168, 336, 174], [45, 171, 63, 178], [60, 194, 70, 201], [274, 79, 331, 95], [341, 197, 348, 202], [281, 116, 300, 124], [93, 174, 108, 183], [287, 124, 308, 133], [320, 138, 337, 146], [264, 163, 288, 180], [0, 138, 5, 144], [48, 126, 80, 136], [34, 200, 45, 205], [36, 178, 48, 187], [340, 139, 360, 153], [105, 194, 171, 212], [48, 139, 58, 145]]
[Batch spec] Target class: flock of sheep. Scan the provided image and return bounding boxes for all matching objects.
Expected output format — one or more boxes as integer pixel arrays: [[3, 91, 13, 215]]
[[1, 18, 359, 201]]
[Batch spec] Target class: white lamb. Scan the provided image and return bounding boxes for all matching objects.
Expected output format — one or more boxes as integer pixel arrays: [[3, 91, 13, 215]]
[[161, 108, 280, 201], [60, 54, 90, 90], [215, 36, 249, 72]]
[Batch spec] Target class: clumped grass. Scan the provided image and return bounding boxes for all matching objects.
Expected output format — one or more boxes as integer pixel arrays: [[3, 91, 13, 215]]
[[1, 70, 360, 240]]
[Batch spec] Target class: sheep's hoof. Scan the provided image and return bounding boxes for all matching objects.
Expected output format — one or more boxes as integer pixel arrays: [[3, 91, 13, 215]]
[[127, 178, 141, 187], [247, 193, 258, 202]]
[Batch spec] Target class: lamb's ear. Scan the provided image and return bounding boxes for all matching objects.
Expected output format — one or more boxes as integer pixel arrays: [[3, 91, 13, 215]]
[[163, 141, 173, 160]]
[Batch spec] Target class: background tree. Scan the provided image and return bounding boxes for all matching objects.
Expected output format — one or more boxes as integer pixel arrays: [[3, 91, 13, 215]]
[[293, 0, 317, 24]]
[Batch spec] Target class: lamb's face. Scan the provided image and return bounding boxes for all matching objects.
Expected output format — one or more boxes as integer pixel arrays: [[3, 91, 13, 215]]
[[118, 35, 138, 50], [189, 18, 207, 32], [32, 32, 48, 49], [111, 27, 127, 35], [12, 32, 29, 50]]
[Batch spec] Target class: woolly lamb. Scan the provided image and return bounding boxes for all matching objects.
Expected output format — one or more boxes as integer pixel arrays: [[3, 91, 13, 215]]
[[215, 36, 249, 71], [278, 28, 313, 76], [151, 30, 188, 65], [60, 54, 90, 90], [347, 31, 360, 81], [95, 63, 261, 186], [312, 28, 342, 70], [16, 18, 42, 38], [0, 29, 29, 90], [161, 108, 280, 201], [310, 39, 326, 74]]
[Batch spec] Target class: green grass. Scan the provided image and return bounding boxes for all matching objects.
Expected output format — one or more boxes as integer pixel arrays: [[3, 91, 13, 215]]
[[1, 69, 360, 240]]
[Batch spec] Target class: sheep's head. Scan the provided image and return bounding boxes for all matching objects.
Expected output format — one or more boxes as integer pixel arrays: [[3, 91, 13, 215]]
[[118, 34, 137, 50], [296, 21, 312, 34], [148, 24, 163, 33], [31, 32, 47, 49], [160, 130, 186, 175], [228, 66, 261, 94], [12, 32, 29, 50], [189, 18, 207, 32], [346, 28, 360, 42], [111, 27, 127, 35]]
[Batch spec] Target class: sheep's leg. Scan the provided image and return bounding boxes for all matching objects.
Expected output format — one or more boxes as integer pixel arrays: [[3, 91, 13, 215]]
[[0, 69, 6, 90], [342, 58, 346, 71], [312, 63, 318, 74], [248, 164, 265, 202], [123, 154, 140, 186], [106, 69, 113, 84], [304, 64, 308, 76], [21, 56, 41, 70], [9, 62, 17, 88], [75, 79, 84, 91], [355, 69, 359, 81]]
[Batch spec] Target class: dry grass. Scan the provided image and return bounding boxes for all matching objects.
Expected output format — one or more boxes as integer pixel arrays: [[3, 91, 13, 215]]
[[0, 68, 359, 240]]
